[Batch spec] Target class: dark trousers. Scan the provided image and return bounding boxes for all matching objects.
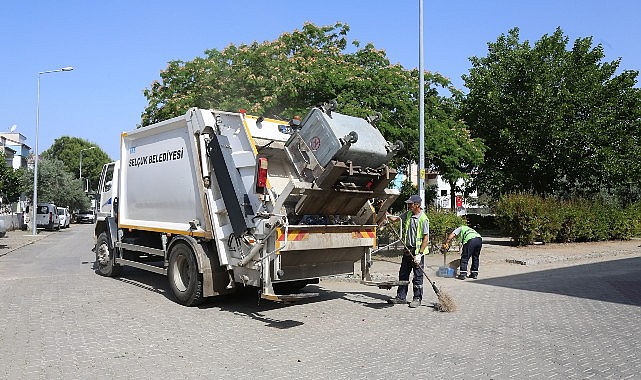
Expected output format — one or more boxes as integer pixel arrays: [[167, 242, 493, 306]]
[[396, 252, 424, 301], [460, 237, 482, 274]]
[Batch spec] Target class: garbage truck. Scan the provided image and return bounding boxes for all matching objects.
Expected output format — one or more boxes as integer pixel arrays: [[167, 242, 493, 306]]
[[95, 102, 402, 305]]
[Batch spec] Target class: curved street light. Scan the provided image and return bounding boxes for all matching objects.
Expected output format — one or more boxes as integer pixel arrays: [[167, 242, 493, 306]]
[[32, 66, 74, 235]]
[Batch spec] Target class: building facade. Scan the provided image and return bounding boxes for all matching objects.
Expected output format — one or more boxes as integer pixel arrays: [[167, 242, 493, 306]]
[[0, 132, 31, 170]]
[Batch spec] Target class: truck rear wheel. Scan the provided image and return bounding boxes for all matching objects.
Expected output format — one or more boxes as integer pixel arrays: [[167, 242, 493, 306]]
[[95, 232, 122, 277], [168, 242, 203, 306]]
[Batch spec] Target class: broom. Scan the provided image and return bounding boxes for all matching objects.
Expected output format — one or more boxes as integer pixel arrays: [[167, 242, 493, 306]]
[[385, 219, 457, 312]]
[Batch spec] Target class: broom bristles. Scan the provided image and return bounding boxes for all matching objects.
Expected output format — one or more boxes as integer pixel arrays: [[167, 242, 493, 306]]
[[435, 291, 457, 312]]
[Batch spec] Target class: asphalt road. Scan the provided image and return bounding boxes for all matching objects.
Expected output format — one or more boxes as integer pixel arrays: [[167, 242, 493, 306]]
[[1, 224, 640, 379]]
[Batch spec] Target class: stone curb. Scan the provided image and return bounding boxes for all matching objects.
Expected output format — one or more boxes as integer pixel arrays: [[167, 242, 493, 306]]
[[0, 229, 52, 258]]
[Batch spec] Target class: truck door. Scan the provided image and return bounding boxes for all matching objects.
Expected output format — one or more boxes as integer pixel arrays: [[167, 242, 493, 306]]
[[97, 161, 118, 220]]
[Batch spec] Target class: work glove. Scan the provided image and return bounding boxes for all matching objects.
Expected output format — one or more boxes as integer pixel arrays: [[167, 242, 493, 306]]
[[413, 254, 422, 266], [440, 242, 450, 254]]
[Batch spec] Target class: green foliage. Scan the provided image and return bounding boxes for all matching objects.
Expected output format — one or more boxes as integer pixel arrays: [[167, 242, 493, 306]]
[[628, 202, 641, 237], [463, 27, 641, 200], [496, 193, 639, 245], [20, 158, 90, 211], [558, 200, 635, 242], [388, 180, 438, 214], [142, 22, 483, 179], [42, 136, 112, 191], [426, 116, 486, 207], [426, 210, 466, 244], [0, 156, 22, 202], [495, 193, 561, 245]]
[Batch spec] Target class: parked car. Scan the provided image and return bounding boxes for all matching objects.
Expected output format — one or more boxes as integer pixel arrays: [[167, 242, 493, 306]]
[[36, 203, 60, 231], [75, 209, 96, 224], [57, 207, 71, 228]]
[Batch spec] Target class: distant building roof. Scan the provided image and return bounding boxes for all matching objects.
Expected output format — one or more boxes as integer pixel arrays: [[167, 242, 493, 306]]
[[0, 132, 31, 150]]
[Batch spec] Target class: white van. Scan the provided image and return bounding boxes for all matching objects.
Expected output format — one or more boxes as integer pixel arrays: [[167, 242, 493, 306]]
[[36, 203, 60, 231], [57, 207, 70, 228]]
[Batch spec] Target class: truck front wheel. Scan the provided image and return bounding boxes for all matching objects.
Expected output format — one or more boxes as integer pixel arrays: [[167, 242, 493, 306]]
[[168, 242, 203, 306], [95, 232, 122, 277]]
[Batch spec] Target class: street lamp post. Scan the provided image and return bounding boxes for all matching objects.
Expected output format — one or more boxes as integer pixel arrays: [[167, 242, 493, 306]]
[[418, 0, 425, 209], [79, 146, 96, 192], [32, 66, 73, 235]]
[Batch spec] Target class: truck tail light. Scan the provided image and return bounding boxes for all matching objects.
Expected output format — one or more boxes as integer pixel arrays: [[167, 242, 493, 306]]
[[255, 157, 268, 194]]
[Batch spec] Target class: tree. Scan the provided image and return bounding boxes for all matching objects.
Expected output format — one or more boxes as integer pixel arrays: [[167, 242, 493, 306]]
[[42, 136, 112, 191], [141, 22, 478, 171], [424, 87, 486, 210], [20, 158, 90, 211], [0, 156, 22, 203], [463, 27, 641, 202]]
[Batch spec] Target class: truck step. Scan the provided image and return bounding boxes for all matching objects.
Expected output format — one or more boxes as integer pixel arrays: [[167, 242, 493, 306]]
[[360, 280, 409, 290], [261, 292, 320, 303]]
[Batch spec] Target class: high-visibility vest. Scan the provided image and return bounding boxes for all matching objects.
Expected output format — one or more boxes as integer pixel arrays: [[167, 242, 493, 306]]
[[457, 225, 481, 245], [402, 211, 429, 255]]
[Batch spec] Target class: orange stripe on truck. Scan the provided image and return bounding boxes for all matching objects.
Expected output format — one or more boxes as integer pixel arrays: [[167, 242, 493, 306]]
[[352, 230, 376, 239], [277, 230, 309, 241]]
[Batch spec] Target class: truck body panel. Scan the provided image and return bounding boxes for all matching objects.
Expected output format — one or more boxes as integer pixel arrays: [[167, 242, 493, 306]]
[[119, 115, 209, 235]]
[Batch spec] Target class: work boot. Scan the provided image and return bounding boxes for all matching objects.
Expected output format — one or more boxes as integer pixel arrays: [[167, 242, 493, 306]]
[[409, 299, 421, 308], [457, 273, 466, 280], [469, 272, 478, 279], [387, 297, 406, 305]]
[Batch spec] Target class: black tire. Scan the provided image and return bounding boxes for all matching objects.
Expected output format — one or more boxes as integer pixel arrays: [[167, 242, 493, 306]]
[[168, 242, 203, 306], [95, 232, 122, 277]]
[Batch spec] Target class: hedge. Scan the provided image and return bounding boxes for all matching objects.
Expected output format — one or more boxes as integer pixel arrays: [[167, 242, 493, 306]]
[[495, 193, 641, 246]]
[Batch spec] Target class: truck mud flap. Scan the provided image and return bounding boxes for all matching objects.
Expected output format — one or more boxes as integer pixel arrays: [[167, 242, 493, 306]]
[[360, 280, 409, 290]]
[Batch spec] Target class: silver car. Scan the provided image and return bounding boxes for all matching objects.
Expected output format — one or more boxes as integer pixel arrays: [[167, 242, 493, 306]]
[[75, 209, 96, 224]]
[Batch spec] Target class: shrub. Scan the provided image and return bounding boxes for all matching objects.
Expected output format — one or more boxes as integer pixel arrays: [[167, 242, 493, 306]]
[[495, 193, 561, 245], [426, 210, 466, 244], [627, 201, 641, 237], [497, 194, 640, 245]]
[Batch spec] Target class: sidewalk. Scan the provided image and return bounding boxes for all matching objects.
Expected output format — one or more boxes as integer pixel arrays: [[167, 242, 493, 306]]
[[333, 236, 641, 283], [0, 228, 53, 258]]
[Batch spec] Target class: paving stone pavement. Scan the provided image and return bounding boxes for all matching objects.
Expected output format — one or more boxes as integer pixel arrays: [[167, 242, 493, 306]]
[[0, 228, 52, 258], [1, 225, 640, 379]]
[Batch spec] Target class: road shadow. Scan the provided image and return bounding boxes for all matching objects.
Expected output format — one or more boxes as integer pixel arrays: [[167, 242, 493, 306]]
[[474, 257, 641, 306], [89, 263, 345, 328], [88, 261, 432, 325]]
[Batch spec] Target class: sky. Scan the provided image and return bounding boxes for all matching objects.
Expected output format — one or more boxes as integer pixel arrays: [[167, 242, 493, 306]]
[[1, 0, 639, 161]]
